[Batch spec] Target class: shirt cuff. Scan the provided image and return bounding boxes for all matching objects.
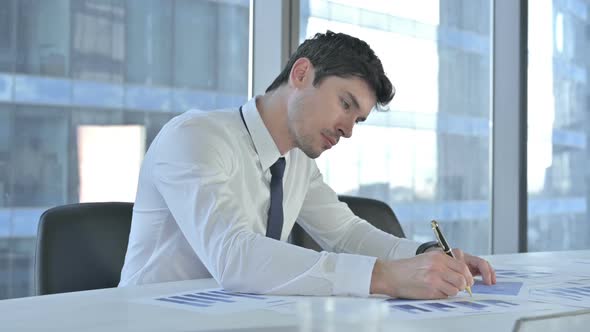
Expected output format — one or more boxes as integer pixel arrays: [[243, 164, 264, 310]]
[[332, 253, 377, 297]]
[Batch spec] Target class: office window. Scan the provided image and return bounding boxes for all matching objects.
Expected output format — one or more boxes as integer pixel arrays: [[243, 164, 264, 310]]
[[11, 107, 68, 208], [0, 107, 10, 208], [16, 0, 70, 77], [71, 0, 125, 83], [126, 0, 173, 86], [527, 0, 590, 251], [77, 125, 145, 202], [216, 3, 250, 94], [0, 0, 16, 72], [174, 0, 217, 90], [0, 0, 250, 300], [301, 0, 492, 253]]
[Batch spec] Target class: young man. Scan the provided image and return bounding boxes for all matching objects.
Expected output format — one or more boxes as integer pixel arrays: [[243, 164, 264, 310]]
[[119, 31, 496, 299]]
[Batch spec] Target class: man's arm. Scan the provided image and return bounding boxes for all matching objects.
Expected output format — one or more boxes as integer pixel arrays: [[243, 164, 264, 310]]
[[149, 117, 377, 296], [296, 163, 421, 259], [297, 162, 496, 299]]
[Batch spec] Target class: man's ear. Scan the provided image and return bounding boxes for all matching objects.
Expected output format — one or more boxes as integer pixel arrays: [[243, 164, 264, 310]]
[[288, 58, 313, 88]]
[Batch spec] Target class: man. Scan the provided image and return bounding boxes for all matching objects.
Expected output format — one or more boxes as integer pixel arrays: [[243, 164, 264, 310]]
[[119, 31, 496, 299]]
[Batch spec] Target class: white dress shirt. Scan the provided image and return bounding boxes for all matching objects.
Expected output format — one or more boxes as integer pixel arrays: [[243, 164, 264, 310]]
[[119, 97, 421, 297]]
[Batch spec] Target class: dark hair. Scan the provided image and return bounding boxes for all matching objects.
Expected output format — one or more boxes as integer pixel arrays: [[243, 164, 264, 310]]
[[265, 31, 395, 109]]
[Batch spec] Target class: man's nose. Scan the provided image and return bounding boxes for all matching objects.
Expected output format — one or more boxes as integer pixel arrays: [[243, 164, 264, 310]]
[[337, 120, 353, 139]]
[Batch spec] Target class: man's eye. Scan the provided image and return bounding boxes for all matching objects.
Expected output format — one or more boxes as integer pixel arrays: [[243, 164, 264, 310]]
[[341, 99, 351, 110]]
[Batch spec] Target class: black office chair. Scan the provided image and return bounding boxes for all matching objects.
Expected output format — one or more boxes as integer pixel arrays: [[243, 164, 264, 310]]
[[35, 202, 133, 295], [291, 195, 405, 251]]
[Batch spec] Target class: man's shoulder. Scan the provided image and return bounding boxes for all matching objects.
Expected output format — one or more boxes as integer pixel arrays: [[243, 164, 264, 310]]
[[173, 108, 239, 127], [149, 107, 245, 167], [163, 108, 242, 140]]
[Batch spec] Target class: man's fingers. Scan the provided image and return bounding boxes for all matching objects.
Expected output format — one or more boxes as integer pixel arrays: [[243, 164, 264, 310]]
[[426, 289, 450, 300], [452, 248, 465, 261], [443, 254, 474, 286], [426, 276, 460, 298], [492, 262, 497, 283], [442, 270, 469, 292], [488, 261, 496, 284], [468, 256, 496, 285]]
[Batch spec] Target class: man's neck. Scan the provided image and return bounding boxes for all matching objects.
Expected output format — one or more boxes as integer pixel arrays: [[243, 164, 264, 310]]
[[256, 91, 293, 155]]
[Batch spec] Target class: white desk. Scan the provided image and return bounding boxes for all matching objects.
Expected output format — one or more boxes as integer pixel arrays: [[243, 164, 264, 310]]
[[1, 250, 590, 332]]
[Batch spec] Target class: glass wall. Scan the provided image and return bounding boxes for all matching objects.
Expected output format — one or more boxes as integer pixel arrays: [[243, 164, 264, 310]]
[[527, 0, 590, 251], [300, 0, 492, 254], [0, 0, 249, 299]]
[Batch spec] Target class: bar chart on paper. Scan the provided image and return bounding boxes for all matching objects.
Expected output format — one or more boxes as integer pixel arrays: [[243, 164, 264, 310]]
[[138, 288, 294, 314], [384, 297, 541, 319], [494, 268, 554, 279], [471, 280, 523, 296], [381, 279, 551, 320], [530, 279, 590, 307]]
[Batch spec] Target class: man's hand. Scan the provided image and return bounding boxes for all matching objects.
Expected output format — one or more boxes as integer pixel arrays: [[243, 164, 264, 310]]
[[452, 248, 496, 286], [370, 250, 495, 299]]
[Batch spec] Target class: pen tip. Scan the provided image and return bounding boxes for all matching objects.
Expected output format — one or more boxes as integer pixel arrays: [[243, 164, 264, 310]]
[[466, 286, 473, 297]]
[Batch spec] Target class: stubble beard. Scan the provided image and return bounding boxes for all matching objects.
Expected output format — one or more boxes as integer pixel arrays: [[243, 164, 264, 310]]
[[287, 101, 323, 159], [298, 134, 322, 159], [289, 124, 322, 159]]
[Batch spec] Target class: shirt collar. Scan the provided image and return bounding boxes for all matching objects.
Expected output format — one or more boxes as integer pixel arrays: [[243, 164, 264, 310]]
[[241, 97, 284, 172]]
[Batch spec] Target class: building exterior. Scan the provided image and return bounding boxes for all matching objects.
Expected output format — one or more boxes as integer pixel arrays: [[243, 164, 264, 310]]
[[0, 0, 249, 299]]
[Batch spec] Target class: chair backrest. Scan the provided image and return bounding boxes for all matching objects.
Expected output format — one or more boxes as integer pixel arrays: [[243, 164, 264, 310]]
[[291, 195, 405, 251], [35, 202, 133, 295]]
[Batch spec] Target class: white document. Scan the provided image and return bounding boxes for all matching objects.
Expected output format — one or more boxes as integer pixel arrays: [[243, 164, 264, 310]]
[[383, 296, 556, 320], [528, 278, 590, 308], [137, 261, 590, 319], [137, 288, 296, 314]]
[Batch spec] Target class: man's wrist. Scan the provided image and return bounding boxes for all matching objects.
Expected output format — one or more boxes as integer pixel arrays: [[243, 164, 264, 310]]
[[370, 259, 387, 295], [415, 241, 440, 255]]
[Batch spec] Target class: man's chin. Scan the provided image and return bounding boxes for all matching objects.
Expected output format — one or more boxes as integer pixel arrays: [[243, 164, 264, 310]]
[[300, 147, 323, 159]]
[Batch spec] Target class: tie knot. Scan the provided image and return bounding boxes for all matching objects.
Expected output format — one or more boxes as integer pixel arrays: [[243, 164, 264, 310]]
[[270, 157, 286, 179]]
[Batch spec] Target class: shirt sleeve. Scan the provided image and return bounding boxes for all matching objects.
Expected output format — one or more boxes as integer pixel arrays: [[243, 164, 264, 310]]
[[149, 118, 377, 297], [297, 162, 421, 261]]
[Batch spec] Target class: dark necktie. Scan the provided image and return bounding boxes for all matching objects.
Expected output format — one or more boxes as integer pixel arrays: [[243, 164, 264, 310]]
[[266, 157, 286, 240]]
